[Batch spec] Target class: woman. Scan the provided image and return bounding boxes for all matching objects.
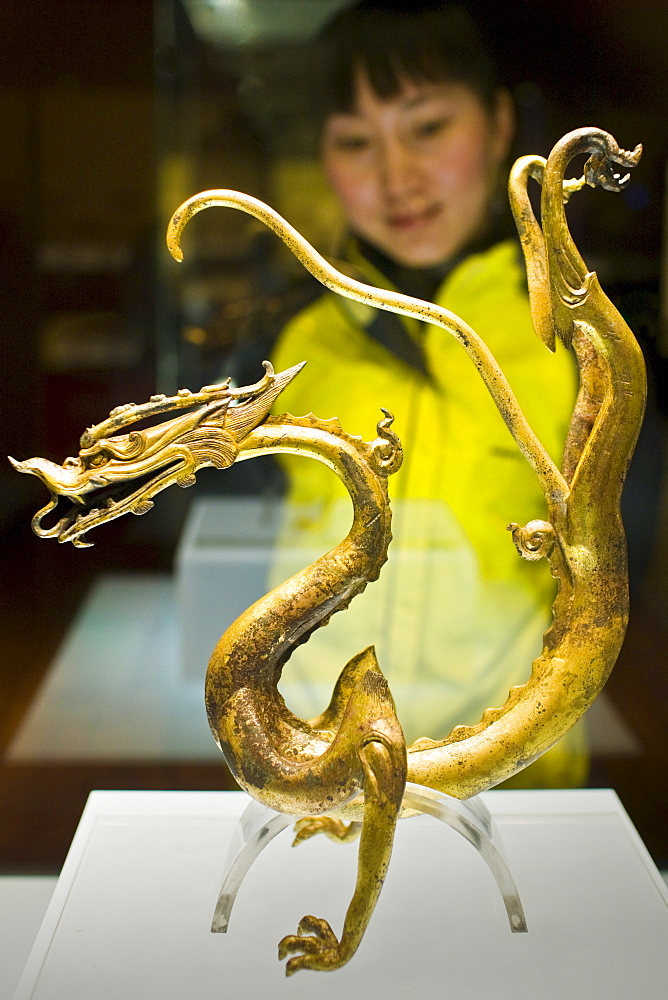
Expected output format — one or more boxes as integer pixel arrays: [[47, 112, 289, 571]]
[[270, 1, 584, 786]]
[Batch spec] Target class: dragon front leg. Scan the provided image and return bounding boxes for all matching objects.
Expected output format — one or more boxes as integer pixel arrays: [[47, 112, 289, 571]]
[[278, 731, 407, 975], [292, 817, 361, 846]]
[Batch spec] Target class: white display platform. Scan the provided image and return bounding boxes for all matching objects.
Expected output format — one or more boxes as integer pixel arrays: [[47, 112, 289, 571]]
[[13, 789, 668, 999], [0, 878, 56, 1000]]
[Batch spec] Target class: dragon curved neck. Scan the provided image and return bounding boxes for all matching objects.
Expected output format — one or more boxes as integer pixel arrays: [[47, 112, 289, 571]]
[[538, 130, 646, 514], [509, 131, 646, 519], [205, 413, 400, 735]]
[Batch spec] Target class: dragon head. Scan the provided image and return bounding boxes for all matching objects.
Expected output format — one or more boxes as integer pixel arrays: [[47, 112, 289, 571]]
[[583, 138, 642, 194], [10, 361, 303, 547]]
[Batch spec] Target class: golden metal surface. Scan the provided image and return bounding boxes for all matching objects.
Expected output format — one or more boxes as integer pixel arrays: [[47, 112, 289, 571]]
[[13, 128, 646, 973]]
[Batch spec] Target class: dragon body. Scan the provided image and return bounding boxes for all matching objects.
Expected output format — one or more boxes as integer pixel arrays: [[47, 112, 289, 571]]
[[13, 128, 646, 973]]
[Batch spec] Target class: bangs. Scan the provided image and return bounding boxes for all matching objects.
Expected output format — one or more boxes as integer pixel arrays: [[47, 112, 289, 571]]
[[319, 5, 500, 119]]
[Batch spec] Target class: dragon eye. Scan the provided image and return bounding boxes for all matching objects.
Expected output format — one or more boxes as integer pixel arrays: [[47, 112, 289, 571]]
[[87, 452, 108, 469]]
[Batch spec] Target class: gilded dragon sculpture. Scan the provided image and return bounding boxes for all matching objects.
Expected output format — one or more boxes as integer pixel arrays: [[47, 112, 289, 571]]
[[11, 128, 646, 975]]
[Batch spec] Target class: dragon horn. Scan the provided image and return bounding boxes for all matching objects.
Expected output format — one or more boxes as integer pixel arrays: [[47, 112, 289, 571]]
[[224, 362, 306, 441], [78, 362, 304, 449]]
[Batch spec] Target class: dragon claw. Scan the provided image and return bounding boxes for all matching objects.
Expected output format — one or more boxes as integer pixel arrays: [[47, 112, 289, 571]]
[[278, 915, 344, 975], [292, 816, 361, 845], [292, 817, 329, 845]]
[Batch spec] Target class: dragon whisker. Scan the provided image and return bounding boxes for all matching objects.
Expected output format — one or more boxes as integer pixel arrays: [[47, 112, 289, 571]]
[[31, 495, 77, 539]]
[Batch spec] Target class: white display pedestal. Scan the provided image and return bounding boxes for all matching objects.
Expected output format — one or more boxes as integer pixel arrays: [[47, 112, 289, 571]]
[[13, 789, 668, 1000], [0, 878, 56, 999]]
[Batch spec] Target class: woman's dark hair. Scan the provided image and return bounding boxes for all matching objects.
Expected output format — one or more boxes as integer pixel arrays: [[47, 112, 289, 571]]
[[316, 1, 502, 120]]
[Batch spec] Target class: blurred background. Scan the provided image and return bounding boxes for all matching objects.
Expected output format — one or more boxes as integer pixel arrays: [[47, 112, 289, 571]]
[[1, 0, 667, 881]]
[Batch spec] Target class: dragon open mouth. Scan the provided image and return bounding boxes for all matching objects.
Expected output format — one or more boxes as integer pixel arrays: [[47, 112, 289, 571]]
[[33, 464, 180, 547], [584, 142, 642, 193]]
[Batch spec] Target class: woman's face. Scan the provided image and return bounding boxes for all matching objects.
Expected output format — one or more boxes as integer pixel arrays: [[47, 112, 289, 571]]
[[322, 73, 513, 268]]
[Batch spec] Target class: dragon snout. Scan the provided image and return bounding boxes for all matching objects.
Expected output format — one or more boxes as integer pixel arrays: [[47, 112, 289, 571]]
[[617, 142, 643, 169], [8, 455, 29, 474], [8, 456, 75, 541], [8, 454, 86, 495], [9, 454, 55, 480], [9, 455, 58, 489]]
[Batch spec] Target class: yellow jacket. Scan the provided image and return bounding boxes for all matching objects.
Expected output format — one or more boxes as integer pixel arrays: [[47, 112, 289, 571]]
[[270, 239, 586, 787]]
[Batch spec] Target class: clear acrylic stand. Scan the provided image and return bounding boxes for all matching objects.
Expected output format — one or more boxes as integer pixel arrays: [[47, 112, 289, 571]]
[[211, 782, 527, 935]]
